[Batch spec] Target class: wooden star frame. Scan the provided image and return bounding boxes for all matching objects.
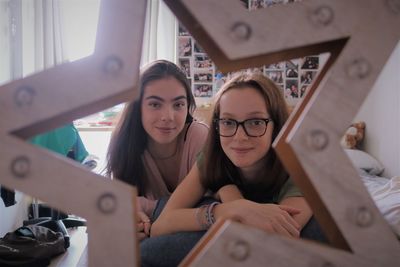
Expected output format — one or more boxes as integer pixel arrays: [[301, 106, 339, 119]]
[[163, 0, 400, 266], [0, 0, 147, 266]]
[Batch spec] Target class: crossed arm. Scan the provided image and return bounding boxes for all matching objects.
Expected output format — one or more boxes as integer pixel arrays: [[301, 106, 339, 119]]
[[150, 163, 312, 238]]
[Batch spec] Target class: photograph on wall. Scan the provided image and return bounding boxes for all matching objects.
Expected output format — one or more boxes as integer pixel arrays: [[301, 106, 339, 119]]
[[301, 56, 319, 70], [194, 69, 213, 82], [285, 79, 299, 98], [193, 41, 205, 53], [193, 84, 213, 97], [265, 70, 284, 84], [194, 55, 213, 69], [300, 70, 317, 85], [179, 58, 191, 78], [300, 85, 307, 97], [285, 60, 299, 78], [178, 24, 189, 36], [178, 37, 192, 57], [265, 62, 285, 70]]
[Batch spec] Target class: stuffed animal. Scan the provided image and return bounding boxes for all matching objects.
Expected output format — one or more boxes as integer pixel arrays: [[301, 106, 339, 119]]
[[341, 121, 366, 149]]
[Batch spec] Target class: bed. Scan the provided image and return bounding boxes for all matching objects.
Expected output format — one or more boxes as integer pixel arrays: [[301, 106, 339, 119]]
[[345, 148, 400, 237]]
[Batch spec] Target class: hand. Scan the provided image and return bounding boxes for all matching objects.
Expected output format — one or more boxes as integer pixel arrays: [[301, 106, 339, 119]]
[[216, 199, 301, 238], [137, 211, 151, 241]]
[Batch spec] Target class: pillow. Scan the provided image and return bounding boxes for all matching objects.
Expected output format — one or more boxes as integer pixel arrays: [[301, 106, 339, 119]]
[[344, 149, 385, 175]]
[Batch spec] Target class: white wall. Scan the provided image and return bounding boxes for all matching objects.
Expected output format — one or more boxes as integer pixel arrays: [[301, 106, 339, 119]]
[[355, 41, 400, 177], [0, 192, 31, 237]]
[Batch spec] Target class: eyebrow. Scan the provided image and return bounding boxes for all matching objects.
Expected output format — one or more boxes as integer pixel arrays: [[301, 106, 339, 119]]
[[144, 95, 187, 102], [221, 111, 268, 117]]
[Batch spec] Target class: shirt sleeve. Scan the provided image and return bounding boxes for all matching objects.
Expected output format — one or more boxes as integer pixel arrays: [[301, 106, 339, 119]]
[[276, 177, 303, 203]]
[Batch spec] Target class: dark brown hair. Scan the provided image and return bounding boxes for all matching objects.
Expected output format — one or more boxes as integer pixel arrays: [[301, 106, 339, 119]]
[[105, 60, 196, 195], [200, 73, 289, 201]]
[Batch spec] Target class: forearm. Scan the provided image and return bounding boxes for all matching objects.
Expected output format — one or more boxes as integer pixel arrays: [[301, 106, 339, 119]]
[[218, 184, 244, 203], [151, 208, 205, 236]]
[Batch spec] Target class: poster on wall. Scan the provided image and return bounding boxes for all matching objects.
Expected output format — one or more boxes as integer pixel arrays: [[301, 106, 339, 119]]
[[176, 0, 323, 108]]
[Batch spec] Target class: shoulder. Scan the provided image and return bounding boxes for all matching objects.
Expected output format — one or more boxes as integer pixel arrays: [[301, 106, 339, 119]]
[[185, 121, 209, 141]]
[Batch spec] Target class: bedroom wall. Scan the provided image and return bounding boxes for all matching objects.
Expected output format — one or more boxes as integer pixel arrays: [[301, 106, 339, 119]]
[[355, 41, 400, 178]]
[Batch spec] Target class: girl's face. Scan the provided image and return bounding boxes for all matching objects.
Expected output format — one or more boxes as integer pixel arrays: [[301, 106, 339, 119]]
[[218, 87, 273, 176], [141, 77, 188, 145]]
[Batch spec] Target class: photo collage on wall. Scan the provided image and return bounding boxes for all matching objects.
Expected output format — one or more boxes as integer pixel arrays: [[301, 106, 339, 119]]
[[177, 0, 321, 108]]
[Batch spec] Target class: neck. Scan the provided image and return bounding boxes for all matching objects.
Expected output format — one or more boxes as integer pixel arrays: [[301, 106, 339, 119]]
[[240, 157, 267, 183], [147, 139, 179, 160]]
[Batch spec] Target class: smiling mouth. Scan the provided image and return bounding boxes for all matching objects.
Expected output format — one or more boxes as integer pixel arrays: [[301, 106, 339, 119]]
[[231, 148, 253, 154], [156, 127, 176, 133]]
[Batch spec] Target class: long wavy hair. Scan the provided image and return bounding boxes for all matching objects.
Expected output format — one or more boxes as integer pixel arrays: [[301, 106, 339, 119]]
[[200, 73, 289, 201], [106, 60, 196, 195]]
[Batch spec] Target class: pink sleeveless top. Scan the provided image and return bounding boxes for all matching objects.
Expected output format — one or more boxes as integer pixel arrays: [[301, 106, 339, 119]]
[[138, 121, 209, 216]]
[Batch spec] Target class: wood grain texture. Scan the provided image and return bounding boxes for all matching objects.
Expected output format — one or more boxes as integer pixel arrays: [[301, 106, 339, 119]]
[[0, 0, 147, 266], [167, 0, 400, 266]]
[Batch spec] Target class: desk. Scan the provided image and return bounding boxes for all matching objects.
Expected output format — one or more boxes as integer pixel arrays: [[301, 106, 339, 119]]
[[50, 227, 88, 267]]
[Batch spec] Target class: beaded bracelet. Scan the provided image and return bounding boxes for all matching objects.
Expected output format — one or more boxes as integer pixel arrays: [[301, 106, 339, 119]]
[[195, 205, 209, 230], [205, 202, 220, 229]]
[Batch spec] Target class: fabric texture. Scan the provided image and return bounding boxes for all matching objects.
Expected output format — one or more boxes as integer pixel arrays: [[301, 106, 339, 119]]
[[138, 121, 209, 216], [140, 197, 328, 267], [30, 124, 88, 162]]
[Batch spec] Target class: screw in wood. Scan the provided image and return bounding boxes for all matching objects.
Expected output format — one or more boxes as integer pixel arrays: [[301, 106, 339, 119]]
[[103, 55, 123, 75], [310, 5, 334, 26], [14, 86, 35, 107], [307, 129, 329, 151], [355, 206, 374, 227], [10, 156, 30, 178], [346, 58, 371, 80], [225, 239, 250, 261], [97, 193, 117, 214], [230, 22, 252, 42]]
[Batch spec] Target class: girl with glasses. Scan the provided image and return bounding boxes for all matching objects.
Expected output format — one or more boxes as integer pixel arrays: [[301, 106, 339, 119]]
[[143, 73, 319, 266], [105, 60, 209, 241]]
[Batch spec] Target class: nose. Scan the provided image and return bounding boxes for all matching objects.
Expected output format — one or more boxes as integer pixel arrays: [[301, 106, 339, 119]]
[[161, 106, 174, 121], [233, 124, 248, 140]]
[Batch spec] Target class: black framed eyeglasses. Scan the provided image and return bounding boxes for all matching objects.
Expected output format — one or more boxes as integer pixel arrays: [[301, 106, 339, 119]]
[[214, 118, 272, 137]]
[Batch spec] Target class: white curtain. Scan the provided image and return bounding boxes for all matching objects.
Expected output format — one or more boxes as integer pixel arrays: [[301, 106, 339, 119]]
[[141, 0, 177, 66], [22, 0, 66, 78]]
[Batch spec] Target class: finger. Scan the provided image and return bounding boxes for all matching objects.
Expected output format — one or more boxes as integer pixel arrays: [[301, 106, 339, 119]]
[[271, 223, 294, 238], [280, 210, 301, 230], [137, 211, 151, 223], [278, 205, 301, 215], [137, 232, 147, 241], [143, 222, 151, 236], [137, 222, 144, 232], [280, 218, 300, 237]]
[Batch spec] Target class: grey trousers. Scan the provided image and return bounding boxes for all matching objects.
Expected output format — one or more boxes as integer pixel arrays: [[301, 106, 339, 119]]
[[140, 197, 328, 267]]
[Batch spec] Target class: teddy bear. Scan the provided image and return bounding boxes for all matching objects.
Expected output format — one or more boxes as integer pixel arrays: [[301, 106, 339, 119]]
[[340, 121, 366, 149]]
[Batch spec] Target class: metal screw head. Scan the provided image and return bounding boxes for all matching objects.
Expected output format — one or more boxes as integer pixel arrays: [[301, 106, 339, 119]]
[[355, 206, 374, 227], [386, 0, 400, 14], [10, 156, 30, 178], [306, 129, 329, 151], [14, 86, 35, 107], [225, 239, 250, 262], [97, 193, 117, 214], [310, 5, 334, 26], [103, 56, 123, 75], [346, 58, 371, 80], [230, 22, 252, 42]]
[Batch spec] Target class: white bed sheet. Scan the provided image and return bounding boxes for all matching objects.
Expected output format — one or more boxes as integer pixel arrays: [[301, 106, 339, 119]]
[[360, 172, 400, 237]]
